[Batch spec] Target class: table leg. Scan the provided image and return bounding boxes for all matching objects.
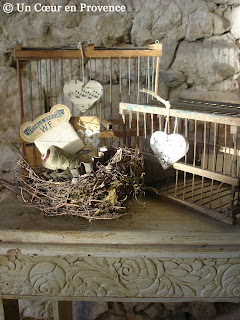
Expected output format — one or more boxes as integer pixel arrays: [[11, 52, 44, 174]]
[[53, 301, 73, 320], [0, 299, 5, 320], [1, 300, 19, 320]]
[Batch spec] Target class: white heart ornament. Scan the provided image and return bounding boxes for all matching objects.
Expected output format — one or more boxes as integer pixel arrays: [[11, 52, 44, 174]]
[[63, 80, 103, 113], [150, 131, 189, 170]]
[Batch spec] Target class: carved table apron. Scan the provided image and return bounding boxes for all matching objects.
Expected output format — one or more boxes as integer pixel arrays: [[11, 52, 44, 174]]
[[0, 194, 239, 303]]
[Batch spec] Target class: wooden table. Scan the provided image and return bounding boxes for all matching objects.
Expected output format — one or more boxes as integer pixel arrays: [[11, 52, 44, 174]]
[[0, 193, 239, 318]]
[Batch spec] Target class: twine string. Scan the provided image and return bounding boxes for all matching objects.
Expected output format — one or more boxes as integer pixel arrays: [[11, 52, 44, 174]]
[[140, 88, 171, 134], [77, 42, 85, 86]]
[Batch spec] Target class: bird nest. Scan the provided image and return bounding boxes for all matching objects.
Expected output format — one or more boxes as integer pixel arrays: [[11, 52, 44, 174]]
[[7, 147, 144, 221]]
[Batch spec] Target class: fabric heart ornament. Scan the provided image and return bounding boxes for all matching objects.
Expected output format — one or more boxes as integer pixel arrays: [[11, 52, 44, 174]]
[[150, 131, 189, 170], [63, 80, 103, 113]]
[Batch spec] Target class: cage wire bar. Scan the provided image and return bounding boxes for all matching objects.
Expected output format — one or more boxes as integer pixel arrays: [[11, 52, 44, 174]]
[[119, 99, 240, 224]]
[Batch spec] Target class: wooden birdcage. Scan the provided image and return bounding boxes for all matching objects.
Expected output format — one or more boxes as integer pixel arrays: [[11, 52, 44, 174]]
[[15, 42, 162, 164], [120, 98, 240, 225]]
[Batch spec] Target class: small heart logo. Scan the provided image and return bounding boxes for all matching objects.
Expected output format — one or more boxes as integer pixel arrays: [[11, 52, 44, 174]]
[[63, 80, 103, 113], [150, 131, 189, 169]]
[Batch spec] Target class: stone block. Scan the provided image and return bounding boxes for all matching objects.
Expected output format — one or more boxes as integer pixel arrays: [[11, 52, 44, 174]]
[[186, 11, 213, 42], [18, 299, 53, 319], [231, 7, 240, 39], [214, 303, 240, 320]]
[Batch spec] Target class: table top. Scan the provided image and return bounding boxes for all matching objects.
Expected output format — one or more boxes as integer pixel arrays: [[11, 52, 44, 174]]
[[1, 193, 239, 303], [0, 192, 239, 257]]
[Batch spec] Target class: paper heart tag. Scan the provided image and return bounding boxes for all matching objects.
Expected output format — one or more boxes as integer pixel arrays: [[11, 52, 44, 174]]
[[150, 131, 189, 170], [20, 104, 70, 143], [63, 80, 103, 113]]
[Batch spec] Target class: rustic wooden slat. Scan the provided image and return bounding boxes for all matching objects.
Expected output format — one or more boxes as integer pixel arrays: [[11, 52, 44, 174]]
[[100, 130, 116, 139], [17, 60, 24, 126], [179, 97, 240, 108], [173, 162, 239, 186], [172, 101, 240, 115], [15, 49, 83, 60], [70, 116, 110, 131], [20, 129, 151, 152], [137, 112, 139, 136], [155, 56, 160, 94], [15, 44, 162, 60], [0, 299, 5, 320], [100, 128, 152, 138], [192, 120, 197, 200], [188, 140, 240, 156], [186, 184, 229, 203], [200, 122, 207, 205], [24, 144, 42, 166], [17, 59, 25, 156], [85, 44, 162, 58], [150, 113, 153, 135], [58, 301, 73, 320], [2, 300, 20, 320], [224, 125, 227, 174], [161, 176, 227, 197], [144, 113, 147, 138], [175, 169, 179, 198], [119, 103, 240, 126], [210, 123, 218, 206], [158, 114, 161, 130], [202, 190, 230, 207]]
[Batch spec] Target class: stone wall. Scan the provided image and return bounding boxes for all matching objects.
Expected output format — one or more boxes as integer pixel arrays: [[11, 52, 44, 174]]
[[1, 0, 240, 319], [0, 0, 240, 173]]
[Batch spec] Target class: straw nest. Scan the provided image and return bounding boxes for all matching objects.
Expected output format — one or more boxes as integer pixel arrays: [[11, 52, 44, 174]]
[[3, 147, 144, 221]]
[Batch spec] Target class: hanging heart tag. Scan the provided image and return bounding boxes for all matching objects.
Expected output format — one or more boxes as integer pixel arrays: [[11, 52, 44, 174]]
[[150, 131, 189, 170], [63, 80, 103, 113]]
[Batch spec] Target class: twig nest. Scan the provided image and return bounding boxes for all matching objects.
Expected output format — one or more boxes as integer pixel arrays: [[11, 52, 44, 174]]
[[12, 147, 144, 221]]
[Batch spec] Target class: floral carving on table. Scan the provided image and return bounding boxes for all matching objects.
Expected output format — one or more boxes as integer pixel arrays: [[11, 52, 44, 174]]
[[0, 256, 239, 299]]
